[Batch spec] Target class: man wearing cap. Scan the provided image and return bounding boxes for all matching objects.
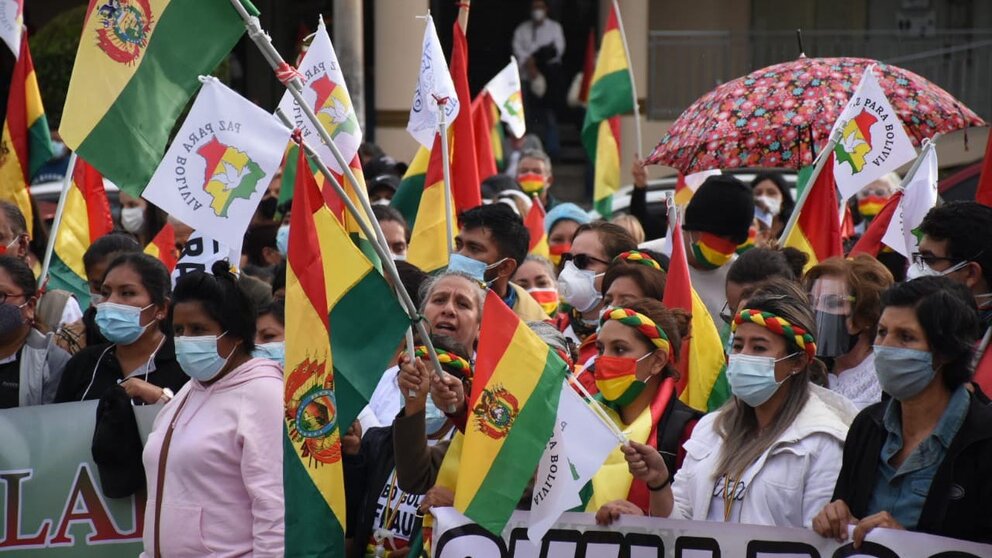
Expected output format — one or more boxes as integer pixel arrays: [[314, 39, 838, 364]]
[[681, 176, 755, 325]]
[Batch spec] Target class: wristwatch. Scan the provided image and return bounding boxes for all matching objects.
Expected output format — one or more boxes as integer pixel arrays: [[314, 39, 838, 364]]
[[159, 387, 174, 403]]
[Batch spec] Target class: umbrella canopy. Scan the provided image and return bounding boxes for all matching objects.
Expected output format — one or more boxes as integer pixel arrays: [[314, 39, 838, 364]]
[[647, 57, 986, 174]]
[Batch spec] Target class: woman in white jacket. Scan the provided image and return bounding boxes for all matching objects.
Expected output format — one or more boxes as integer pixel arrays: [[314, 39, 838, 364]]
[[617, 279, 858, 528]]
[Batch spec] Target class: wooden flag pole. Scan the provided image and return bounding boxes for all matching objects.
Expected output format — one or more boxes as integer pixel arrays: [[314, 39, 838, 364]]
[[779, 124, 845, 242], [38, 152, 78, 289], [230, 0, 451, 382], [436, 95, 455, 256], [611, 0, 642, 156]]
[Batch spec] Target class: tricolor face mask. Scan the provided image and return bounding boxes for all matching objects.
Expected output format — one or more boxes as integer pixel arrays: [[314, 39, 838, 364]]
[[548, 243, 570, 266], [594, 351, 655, 406], [689, 231, 737, 270], [857, 195, 889, 219], [517, 172, 546, 196], [528, 287, 560, 317]]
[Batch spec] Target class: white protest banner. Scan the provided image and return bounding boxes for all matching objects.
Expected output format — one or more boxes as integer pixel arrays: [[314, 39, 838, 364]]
[[277, 16, 361, 173], [0, 401, 162, 557], [529, 384, 618, 543], [434, 507, 992, 558], [407, 15, 459, 149], [882, 142, 939, 257], [143, 77, 291, 249], [830, 65, 917, 201], [170, 229, 241, 287], [485, 58, 526, 138], [0, 0, 22, 56]]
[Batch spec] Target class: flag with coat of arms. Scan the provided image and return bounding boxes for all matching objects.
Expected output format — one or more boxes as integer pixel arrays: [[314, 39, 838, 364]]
[[142, 77, 291, 249], [276, 16, 361, 173], [830, 66, 916, 201]]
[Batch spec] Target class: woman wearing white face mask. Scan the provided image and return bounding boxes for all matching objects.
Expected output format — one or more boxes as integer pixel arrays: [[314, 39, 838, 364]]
[[55, 253, 186, 403], [117, 191, 165, 246], [750, 173, 795, 241], [621, 279, 857, 528], [140, 260, 283, 557], [814, 276, 992, 547], [346, 336, 468, 558]]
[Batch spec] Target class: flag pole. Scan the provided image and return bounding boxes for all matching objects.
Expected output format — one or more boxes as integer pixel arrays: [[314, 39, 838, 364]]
[[38, 152, 78, 289], [611, 0, 642, 156], [779, 124, 845, 242], [228, 0, 451, 381], [436, 96, 455, 255], [272, 111, 449, 383]]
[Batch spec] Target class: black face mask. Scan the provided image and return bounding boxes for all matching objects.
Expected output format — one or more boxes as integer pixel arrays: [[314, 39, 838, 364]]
[[257, 197, 278, 220], [815, 312, 859, 358]]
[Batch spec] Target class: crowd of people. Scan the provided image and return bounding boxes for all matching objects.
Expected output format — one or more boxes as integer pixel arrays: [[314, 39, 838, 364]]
[[5, 122, 992, 555]]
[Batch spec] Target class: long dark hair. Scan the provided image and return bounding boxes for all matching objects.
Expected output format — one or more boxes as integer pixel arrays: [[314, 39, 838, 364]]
[[172, 261, 257, 353]]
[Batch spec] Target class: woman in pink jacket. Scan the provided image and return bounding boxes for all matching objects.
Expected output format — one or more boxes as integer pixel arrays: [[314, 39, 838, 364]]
[[141, 261, 284, 557]]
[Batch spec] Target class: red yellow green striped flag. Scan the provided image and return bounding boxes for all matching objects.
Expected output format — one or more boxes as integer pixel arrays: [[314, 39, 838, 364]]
[[664, 212, 728, 412], [783, 156, 843, 272], [143, 222, 177, 272], [59, 0, 251, 195], [454, 290, 566, 534], [284, 145, 407, 554], [407, 134, 455, 273], [582, 3, 633, 218], [0, 31, 52, 234], [47, 158, 113, 307], [525, 197, 549, 258], [471, 92, 498, 179], [390, 144, 430, 227]]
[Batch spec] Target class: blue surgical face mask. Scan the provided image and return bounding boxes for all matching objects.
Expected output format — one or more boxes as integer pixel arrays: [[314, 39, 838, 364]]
[[176, 332, 235, 382], [95, 302, 154, 345], [873, 345, 936, 401], [253, 341, 285, 367], [276, 225, 290, 256], [425, 394, 449, 436], [726, 352, 798, 407], [446, 253, 506, 284]]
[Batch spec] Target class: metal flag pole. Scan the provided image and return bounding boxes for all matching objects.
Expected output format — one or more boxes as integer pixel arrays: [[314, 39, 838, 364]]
[[270, 108, 448, 383], [38, 152, 78, 288], [779, 124, 845, 242], [435, 96, 455, 255], [611, 0, 642, 156]]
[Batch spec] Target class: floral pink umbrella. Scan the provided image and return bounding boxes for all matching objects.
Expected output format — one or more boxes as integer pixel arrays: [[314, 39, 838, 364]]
[[646, 57, 985, 174]]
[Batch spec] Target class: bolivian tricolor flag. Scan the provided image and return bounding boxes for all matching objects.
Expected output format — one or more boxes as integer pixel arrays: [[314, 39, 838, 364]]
[[0, 32, 52, 234], [284, 145, 407, 554], [471, 92, 498, 180], [143, 222, 177, 272], [582, 3, 633, 218], [454, 290, 565, 534], [525, 197, 550, 258], [663, 212, 728, 412], [783, 156, 843, 271], [390, 144, 431, 227], [407, 134, 455, 273], [48, 157, 113, 307], [59, 0, 250, 195]]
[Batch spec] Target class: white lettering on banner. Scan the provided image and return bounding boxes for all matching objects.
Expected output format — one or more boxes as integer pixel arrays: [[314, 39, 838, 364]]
[[432, 508, 992, 558]]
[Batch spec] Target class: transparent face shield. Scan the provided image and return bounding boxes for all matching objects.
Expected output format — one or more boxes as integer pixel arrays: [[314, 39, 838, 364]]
[[810, 277, 857, 358]]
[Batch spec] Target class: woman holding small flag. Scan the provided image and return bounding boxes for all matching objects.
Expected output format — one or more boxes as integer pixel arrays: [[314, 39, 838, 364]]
[[618, 279, 858, 528], [590, 297, 702, 521]]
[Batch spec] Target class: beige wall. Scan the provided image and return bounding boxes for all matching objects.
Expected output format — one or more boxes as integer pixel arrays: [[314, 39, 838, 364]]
[[372, 0, 427, 162], [649, 0, 750, 31]]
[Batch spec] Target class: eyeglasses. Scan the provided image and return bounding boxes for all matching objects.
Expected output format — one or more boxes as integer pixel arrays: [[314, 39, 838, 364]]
[[0, 292, 25, 305], [813, 294, 855, 313], [719, 301, 733, 325], [911, 252, 959, 268], [561, 252, 611, 271]]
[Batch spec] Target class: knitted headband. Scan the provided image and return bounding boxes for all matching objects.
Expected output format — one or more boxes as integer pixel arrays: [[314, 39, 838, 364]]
[[599, 307, 672, 355], [615, 250, 662, 271], [731, 309, 817, 359], [414, 346, 473, 377]]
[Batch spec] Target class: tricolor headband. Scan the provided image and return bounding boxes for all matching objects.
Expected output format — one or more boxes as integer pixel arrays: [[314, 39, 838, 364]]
[[414, 346, 473, 377], [615, 250, 662, 271], [732, 309, 817, 359], [599, 307, 672, 355]]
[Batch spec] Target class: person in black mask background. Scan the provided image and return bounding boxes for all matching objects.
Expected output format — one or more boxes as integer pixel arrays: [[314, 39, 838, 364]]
[[804, 255, 894, 409]]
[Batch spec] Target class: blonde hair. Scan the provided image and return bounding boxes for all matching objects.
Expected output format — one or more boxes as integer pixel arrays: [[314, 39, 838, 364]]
[[610, 214, 646, 244]]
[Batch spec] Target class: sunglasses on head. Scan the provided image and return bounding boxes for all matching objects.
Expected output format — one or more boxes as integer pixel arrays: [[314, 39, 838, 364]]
[[561, 252, 611, 271]]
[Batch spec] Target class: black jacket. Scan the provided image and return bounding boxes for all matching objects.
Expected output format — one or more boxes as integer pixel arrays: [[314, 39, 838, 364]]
[[344, 425, 425, 558], [54, 337, 188, 403], [832, 393, 992, 544]]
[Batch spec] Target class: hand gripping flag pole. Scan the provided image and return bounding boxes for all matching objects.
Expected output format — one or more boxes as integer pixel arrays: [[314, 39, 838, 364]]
[[779, 123, 846, 242], [231, 1, 450, 383]]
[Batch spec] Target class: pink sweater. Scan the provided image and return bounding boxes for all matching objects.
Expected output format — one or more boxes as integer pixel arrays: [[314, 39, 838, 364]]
[[141, 358, 284, 557]]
